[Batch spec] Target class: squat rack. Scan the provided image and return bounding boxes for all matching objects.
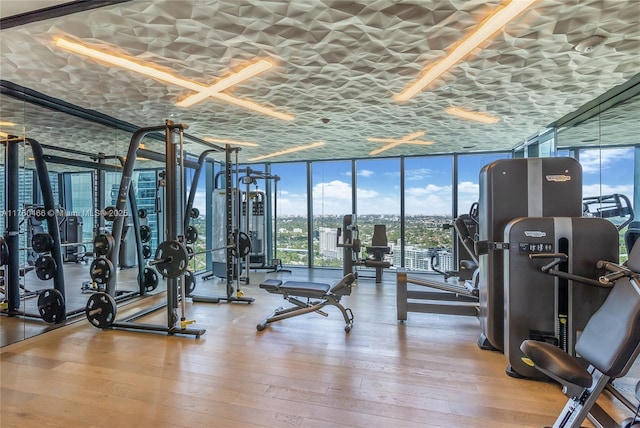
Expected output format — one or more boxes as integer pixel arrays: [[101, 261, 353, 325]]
[[85, 120, 222, 337]]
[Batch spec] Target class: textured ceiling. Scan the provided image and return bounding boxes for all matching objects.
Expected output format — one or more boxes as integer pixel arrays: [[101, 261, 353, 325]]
[[1, 0, 639, 164]]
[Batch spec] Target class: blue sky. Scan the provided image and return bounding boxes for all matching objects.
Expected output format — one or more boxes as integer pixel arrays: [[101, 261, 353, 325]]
[[190, 148, 636, 218]]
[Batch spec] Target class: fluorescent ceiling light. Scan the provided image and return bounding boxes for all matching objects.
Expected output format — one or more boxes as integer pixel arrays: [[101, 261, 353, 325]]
[[0, 121, 16, 126], [204, 137, 259, 147], [248, 141, 325, 161], [176, 60, 272, 107], [394, 0, 538, 102], [368, 131, 433, 155], [445, 107, 500, 124], [54, 37, 293, 121]]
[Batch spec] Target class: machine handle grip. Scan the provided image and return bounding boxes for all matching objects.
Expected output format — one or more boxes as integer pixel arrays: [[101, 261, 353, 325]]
[[599, 271, 628, 285]]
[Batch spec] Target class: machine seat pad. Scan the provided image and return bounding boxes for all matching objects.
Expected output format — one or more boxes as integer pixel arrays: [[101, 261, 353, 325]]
[[520, 340, 592, 388], [366, 246, 390, 254], [363, 260, 391, 268], [260, 279, 330, 298]]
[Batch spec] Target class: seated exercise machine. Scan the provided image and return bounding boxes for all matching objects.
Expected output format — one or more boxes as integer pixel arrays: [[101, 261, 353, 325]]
[[337, 214, 392, 283], [257, 273, 356, 332], [361, 224, 391, 283], [520, 240, 640, 428], [396, 204, 481, 320]]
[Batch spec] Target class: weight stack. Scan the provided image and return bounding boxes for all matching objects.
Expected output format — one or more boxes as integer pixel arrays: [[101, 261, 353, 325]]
[[503, 216, 619, 379], [477, 157, 583, 351]]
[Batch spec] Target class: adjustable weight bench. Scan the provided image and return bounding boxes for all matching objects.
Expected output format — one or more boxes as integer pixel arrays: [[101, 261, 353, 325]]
[[257, 273, 355, 332]]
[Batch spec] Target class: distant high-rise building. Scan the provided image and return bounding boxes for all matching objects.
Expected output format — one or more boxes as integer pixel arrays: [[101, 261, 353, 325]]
[[319, 227, 341, 260], [393, 245, 453, 272]]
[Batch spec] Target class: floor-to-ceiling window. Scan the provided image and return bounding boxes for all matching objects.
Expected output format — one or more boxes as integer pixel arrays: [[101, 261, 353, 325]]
[[355, 158, 400, 268], [579, 147, 636, 259], [402, 156, 453, 272], [311, 160, 352, 267], [270, 162, 309, 267]]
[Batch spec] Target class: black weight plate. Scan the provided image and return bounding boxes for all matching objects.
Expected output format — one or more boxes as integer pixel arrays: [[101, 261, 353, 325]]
[[185, 225, 198, 244], [144, 267, 159, 292], [35, 255, 57, 280], [190, 207, 200, 219], [153, 240, 189, 279], [186, 245, 194, 260], [32, 232, 54, 253], [90, 257, 114, 285], [138, 208, 148, 219], [0, 237, 9, 265], [103, 206, 118, 222], [231, 231, 252, 258], [93, 233, 115, 257], [142, 244, 152, 259], [37, 288, 65, 323], [184, 270, 196, 295], [85, 292, 117, 329], [140, 225, 152, 243]]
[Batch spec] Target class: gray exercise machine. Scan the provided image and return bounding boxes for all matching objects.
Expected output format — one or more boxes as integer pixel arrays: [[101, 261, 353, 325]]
[[257, 273, 356, 332], [503, 216, 620, 379], [520, 240, 640, 428], [337, 214, 392, 283], [477, 157, 584, 351]]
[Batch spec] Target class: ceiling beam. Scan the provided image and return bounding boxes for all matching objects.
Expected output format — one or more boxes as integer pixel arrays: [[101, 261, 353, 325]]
[[0, 0, 131, 30]]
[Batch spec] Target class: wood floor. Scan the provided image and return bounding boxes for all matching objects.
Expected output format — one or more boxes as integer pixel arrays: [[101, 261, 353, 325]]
[[0, 268, 635, 427]]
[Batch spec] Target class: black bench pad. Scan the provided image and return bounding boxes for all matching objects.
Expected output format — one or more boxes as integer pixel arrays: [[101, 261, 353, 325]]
[[260, 279, 331, 298]]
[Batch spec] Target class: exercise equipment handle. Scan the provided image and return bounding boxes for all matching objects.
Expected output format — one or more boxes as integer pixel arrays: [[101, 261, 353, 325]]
[[597, 259, 633, 285]]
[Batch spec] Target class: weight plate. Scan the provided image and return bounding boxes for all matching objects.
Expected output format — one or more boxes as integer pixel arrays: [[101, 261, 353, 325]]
[[190, 207, 200, 219], [138, 208, 148, 219], [32, 232, 54, 253], [93, 233, 115, 257], [90, 257, 114, 285], [184, 270, 196, 295], [142, 244, 152, 259], [185, 225, 198, 244], [103, 206, 118, 222], [85, 292, 117, 329], [143, 267, 159, 292], [37, 288, 65, 323], [186, 245, 194, 260], [153, 240, 188, 279], [231, 231, 252, 258], [140, 225, 152, 243], [35, 255, 57, 280], [0, 237, 9, 265]]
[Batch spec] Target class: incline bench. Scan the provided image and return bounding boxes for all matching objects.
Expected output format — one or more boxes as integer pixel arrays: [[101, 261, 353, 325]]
[[257, 273, 356, 332]]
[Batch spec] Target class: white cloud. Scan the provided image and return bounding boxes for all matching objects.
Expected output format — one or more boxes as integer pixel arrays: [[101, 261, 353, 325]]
[[583, 183, 634, 200], [358, 169, 374, 177], [405, 168, 433, 181], [458, 181, 479, 194], [580, 148, 634, 174]]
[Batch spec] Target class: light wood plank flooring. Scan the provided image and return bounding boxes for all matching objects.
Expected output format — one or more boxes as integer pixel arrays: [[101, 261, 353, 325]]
[[0, 268, 635, 427]]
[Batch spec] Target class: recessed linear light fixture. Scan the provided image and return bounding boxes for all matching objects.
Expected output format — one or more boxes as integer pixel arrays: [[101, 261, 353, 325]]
[[248, 141, 325, 162], [393, 0, 538, 102], [204, 137, 259, 147], [54, 37, 294, 121], [0, 121, 16, 127], [367, 131, 434, 156], [445, 107, 499, 124]]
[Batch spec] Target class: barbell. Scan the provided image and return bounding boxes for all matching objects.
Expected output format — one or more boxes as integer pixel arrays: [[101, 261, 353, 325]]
[[150, 232, 251, 279]]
